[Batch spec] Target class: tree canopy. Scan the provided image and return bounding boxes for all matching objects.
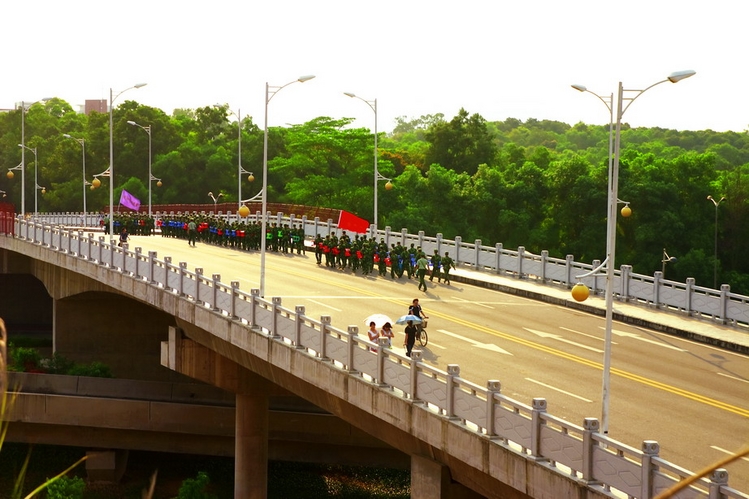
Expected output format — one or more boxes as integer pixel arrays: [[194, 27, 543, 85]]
[[1, 100, 747, 293]]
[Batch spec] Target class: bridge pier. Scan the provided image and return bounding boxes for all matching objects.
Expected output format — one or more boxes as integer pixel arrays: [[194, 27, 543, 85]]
[[411, 455, 484, 499], [235, 387, 270, 498]]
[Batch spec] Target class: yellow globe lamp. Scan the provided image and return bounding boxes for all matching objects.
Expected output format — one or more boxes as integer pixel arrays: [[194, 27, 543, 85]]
[[90, 185, 96, 191], [385, 181, 393, 191], [7, 171, 14, 179], [238, 204, 250, 218], [248, 174, 255, 183], [620, 205, 632, 218], [157, 180, 163, 187], [92, 178, 101, 188], [571, 282, 590, 302], [41, 187, 46, 195]]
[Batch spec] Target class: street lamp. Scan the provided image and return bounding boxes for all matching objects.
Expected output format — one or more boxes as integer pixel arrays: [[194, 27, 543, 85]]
[[13, 99, 50, 218], [108, 83, 147, 237], [63, 134, 87, 226], [127, 120, 154, 218], [214, 105, 253, 210], [260, 74, 315, 297], [661, 248, 677, 277], [571, 69, 695, 435], [343, 93, 392, 229], [18, 145, 40, 215], [208, 191, 223, 212], [707, 195, 726, 288]]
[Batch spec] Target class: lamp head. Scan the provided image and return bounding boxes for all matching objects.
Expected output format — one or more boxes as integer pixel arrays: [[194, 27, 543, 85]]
[[134, 83, 148, 89], [667, 70, 696, 83], [63, 134, 71, 138], [344, 92, 356, 98], [298, 75, 315, 83], [127, 121, 136, 126], [571, 84, 587, 92]]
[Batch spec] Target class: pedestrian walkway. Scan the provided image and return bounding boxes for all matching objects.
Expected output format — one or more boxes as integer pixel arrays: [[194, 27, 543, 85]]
[[450, 265, 749, 355]]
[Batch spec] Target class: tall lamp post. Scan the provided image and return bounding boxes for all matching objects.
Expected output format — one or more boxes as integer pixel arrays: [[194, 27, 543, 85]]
[[11, 99, 49, 218], [661, 248, 677, 277], [18, 145, 40, 215], [109, 83, 147, 237], [214, 105, 253, 209], [127, 121, 153, 218], [63, 134, 87, 226], [707, 195, 726, 288], [260, 75, 315, 298], [572, 69, 695, 434], [343, 93, 391, 229]]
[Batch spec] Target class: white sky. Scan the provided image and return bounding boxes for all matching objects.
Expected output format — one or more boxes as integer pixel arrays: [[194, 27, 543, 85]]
[[2, 0, 746, 134]]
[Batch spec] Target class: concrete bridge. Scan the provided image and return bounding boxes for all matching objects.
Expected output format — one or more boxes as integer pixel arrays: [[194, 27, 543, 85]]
[[1, 220, 745, 499]]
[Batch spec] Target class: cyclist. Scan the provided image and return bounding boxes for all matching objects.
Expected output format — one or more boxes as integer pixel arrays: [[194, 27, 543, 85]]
[[408, 298, 429, 344]]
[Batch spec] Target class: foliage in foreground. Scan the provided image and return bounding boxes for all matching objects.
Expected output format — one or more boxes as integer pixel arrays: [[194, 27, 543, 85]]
[[7, 345, 112, 378]]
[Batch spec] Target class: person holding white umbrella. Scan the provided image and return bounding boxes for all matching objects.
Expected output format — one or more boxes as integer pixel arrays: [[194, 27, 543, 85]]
[[366, 321, 379, 352]]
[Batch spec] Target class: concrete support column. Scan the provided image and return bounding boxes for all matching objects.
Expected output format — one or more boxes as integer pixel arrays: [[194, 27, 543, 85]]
[[412, 454, 449, 498], [234, 386, 269, 498], [411, 455, 485, 499]]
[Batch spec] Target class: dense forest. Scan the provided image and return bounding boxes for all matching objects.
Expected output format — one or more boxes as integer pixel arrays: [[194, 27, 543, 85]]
[[1, 100, 748, 293]]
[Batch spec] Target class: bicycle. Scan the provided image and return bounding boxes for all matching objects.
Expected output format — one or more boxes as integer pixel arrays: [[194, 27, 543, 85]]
[[416, 320, 428, 347]]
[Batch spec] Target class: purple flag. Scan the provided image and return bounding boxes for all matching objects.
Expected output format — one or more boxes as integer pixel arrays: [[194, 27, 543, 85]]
[[119, 190, 141, 211]]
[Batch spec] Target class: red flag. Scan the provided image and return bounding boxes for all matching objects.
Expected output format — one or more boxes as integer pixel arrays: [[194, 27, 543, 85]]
[[337, 210, 370, 234], [119, 190, 141, 211]]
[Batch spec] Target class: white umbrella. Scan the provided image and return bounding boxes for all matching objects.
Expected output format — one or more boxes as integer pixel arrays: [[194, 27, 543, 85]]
[[363, 314, 393, 328]]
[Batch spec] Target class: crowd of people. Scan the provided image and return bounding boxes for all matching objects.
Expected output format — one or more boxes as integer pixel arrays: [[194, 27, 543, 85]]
[[313, 233, 456, 287], [99, 212, 307, 254]]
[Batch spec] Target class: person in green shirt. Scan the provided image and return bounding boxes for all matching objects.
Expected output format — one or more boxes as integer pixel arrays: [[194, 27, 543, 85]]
[[442, 251, 455, 285], [416, 252, 429, 292]]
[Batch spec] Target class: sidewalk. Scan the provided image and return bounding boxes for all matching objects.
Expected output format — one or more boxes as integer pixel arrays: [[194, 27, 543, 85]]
[[451, 266, 749, 355]]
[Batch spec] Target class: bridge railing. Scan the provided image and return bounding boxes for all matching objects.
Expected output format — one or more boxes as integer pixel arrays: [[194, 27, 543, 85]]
[[30, 211, 749, 329], [4, 218, 745, 499]]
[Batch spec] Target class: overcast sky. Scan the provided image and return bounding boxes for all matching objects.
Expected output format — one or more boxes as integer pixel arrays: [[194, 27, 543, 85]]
[[2, 1, 745, 134]]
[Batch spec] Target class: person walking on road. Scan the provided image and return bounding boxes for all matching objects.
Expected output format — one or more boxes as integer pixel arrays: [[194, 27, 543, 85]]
[[416, 252, 429, 291], [367, 321, 379, 352], [187, 219, 197, 247], [442, 251, 455, 285], [403, 320, 417, 357], [380, 322, 394, 348]]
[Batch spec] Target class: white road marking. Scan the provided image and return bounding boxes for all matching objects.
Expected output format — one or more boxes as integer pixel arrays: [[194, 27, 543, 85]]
[[524, 328, 604, 353], [717, 372, 749, 384], [525, 378, 593, 402], [307, 299, 343, 312], [437, 329, 513, 355], [602, 327, 687, 352], [453, 297, 495, 309], [710, 446, 749, 463], [560, 326, 618, 344]]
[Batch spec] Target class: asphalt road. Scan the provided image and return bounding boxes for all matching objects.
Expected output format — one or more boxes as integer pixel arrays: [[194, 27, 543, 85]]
[[128, 235, 749, 492]]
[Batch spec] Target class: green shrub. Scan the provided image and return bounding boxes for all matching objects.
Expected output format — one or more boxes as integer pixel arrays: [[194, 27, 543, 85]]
[[9, 346, 42, 372], [177, 471, 217, 499], [45, 475, 85, 498], [67, 362, 113, 378], [42, 352, 75, 375]]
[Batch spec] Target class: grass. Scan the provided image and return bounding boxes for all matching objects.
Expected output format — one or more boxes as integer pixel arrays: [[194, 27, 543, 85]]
[[0, 445, 410, 499]]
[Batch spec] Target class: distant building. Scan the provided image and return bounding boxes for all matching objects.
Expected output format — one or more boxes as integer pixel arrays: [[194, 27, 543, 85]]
[[84, 99, 108, 115]]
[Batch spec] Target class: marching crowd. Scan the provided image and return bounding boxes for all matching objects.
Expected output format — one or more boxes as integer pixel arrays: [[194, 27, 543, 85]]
[[100, 213, 307, 254], [312, 232, 456, 288], [102, 213, 455, 291]]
